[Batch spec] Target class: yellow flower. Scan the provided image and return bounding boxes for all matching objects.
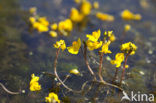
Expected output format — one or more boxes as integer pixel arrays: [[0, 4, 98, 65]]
[[80, 1, 92, 16], [86, 40, 102, 51], [125, 65, 129, 69], [29, 16, 49, 33], [29, 17, 36, 24], [111, 53, 125, 68], [70, 8, 84, 22], [67, 38, 81, 54], [121, 42, 137, 55], [49, 31, 57, 38], [134, 14, 142, 20], [93, 1, 99, 9], [109, 34, 116, 42], [29, 7, 37, 14], [29, 74, 41, 91], [121, 9, 142, 20], [30, 74, 39, 85], [53, 40, 66, 51], [100, 41, 112, 54], [51, 23, 57, 30], [30, 82, 41, 91], [69, 69, 80, 75], [38, 17, 49, 26], [124, 24, 131, 32], [58, 19, 73, 32], [32, 22, 49, 32], [96, 12, 114, 21], [121, 9, 133, 20], [45, 92, 60, 103], [104, 31, 113, 37], [86, 29, 101, 42], [74, 0, 81, 4]]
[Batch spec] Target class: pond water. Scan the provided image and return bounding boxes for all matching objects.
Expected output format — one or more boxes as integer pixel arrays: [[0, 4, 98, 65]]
[[0, 0, 156, 102]]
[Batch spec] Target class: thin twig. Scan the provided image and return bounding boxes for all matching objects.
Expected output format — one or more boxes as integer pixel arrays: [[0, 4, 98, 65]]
[[53, 47, 124, 95], [98, 53, 104, 82], [112, 68, 119, 83], [0, 83, 20, 95], [54, 48, 81, 93], [120, 52, 131, 85], [83, 42, 97, 80], [92, 80, 124, 91], [62, 75, 70, 83]]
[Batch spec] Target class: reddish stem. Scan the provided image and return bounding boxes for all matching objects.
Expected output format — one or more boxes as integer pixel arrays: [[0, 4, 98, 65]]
[[120, 52, 130, 85], [83, 42, 97, 80], [112, 68, 119, 83], [54, 48, 80, 93], [99, 53, 104, 82]]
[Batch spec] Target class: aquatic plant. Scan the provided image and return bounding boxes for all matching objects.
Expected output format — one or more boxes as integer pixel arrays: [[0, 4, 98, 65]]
[[45, 92, 60, 103], [29, 74, 41, 91], [26, 0, 140, 102]]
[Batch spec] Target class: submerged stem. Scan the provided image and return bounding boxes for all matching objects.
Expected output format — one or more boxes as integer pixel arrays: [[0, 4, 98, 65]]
[[0, 83, 21, 95], [112, 68, 119, 83], [99, 53, 104, 82], [54, 48, 81, 93], [120, 52, 130, 85], [83, 42, 97, 80]]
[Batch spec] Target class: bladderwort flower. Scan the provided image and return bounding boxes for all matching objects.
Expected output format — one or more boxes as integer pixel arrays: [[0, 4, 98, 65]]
[[100, 41, 112, 54], [86, 40, 102, 51], [29, 16, 49, 33], [29, 17, 36, 24], [124, 24, 131, 32], [29, 74, 41, 91], [53, 40, 66, 51], [69, 69, 80, 75], [49, 31, 57, 38], [93, 1, 99, 9], [38, 17, 49, 26], [109, 34, 116, 42], [29, 7, 37, 14], [58, 19, 73, 36], [121, 9, 142, 21], [86, 29, 101, 42], [70, 8, 84, 22], [121, 42, 137, 55], [96, 12, 114, 22], [45, 92, 60, 103], [80, 1, 92, 16], [86, 29, 103, 51], [74, 0, 81, 4], [50, 23, 58, 31], [111, 53, 125, 68], [104, 31, 116, 42], [104, 31, 113, 37], [67, 38, 81, 54]]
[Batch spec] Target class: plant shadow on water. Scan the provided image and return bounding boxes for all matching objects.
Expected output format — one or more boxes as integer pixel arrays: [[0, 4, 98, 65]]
[[0, 0, 156, 102]]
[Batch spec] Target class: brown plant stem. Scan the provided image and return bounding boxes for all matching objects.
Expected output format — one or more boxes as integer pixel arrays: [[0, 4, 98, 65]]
[[53, 47, 124, 94], [99, 53, 104, 82], [112, 68, 119, 83], [120, 52, 130, 86], [83, 42, 97, 80], [92, 80, 124, 91], [0, 83, 20, 95], [54, 48, 80, 93]]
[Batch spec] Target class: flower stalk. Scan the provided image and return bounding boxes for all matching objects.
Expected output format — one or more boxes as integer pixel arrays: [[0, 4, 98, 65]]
[[120, 51, 131, 85], [98, 53, 104, 82], [83, 42, 97, 80]]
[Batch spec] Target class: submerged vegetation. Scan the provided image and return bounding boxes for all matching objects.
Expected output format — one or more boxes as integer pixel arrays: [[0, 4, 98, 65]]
[[0, 0, 156, 102]]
